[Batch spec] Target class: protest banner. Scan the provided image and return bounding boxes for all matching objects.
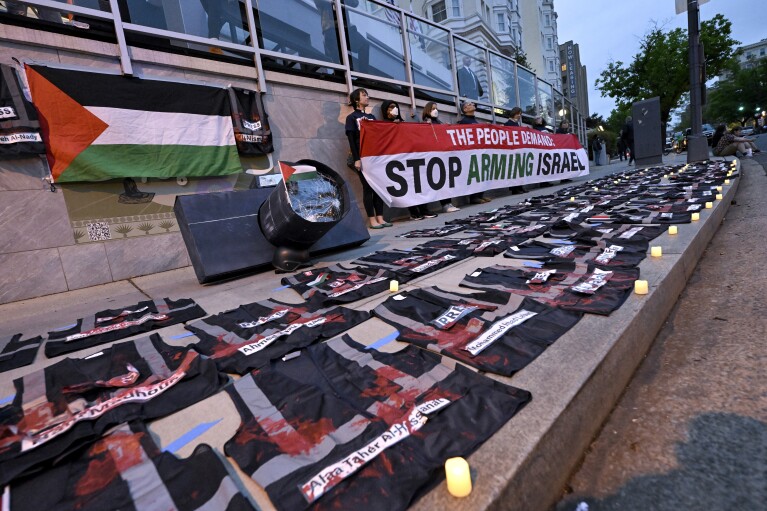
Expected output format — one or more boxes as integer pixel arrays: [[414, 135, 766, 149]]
[[360, 121, 588, 207]]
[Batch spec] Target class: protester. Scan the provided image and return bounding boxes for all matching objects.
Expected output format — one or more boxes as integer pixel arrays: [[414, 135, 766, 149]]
[[616, 130, 626, 161], [345, 88, 390, 229], [504, 107, 522, 127], [382, 100, 437, 220], [422, 102, 460, 213], [556, 120, 571, 134], [622, 116, 635, 165], [713, 125, 760, 157], [532, 116, 550, 132], [710, 125, 726, 152], [457, 101, 490, 204]]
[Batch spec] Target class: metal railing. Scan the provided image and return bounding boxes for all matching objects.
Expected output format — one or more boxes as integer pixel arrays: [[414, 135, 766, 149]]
[[2, 0, 584, 141]]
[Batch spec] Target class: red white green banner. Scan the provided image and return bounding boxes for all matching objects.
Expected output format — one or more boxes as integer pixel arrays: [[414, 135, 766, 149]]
[[359, 121, 588, 207]]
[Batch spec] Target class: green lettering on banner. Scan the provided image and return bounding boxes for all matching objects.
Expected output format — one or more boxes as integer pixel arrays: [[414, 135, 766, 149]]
[[481, 154, 491, 181], [512, 153, 526, 179], [525, 153, 534, 176], [492, 154, 506, 180], [467, 155, 480, 185]]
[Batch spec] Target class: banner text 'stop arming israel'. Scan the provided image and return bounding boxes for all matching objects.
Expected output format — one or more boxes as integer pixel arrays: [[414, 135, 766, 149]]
[[359, 121, 588, 207]]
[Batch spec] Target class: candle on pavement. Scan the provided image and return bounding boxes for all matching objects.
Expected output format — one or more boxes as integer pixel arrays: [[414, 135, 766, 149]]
[[634, 280, 649, 295], [445, 457, 472, 497], [389, 280, 399, 293], [668, 226, 678, 235], [651, 246, 662, 257]]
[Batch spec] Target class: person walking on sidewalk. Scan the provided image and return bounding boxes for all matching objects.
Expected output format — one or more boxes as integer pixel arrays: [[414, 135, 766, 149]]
[[592, 135, 603, 166], [622, 117, 635, 165]]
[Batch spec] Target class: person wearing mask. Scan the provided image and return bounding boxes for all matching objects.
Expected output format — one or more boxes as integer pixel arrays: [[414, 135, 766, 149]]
[[422, 102, 459, 213], [457, 102, 491, 204], [532, 116, 550, 132], [382, 100, 437, 220], [556, 120, 571, 134], [504, 107, 522, 127], [345, 88, 390, 229], [622, 116, 635, 165]]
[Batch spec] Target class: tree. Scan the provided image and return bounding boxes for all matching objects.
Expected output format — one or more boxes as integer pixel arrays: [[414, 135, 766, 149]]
[[606, 104, 632, 134], [705, 59, 767, 126], [585, 112, 605, 129], [513, 48, 532, 70], [595, 14, 738, 141]]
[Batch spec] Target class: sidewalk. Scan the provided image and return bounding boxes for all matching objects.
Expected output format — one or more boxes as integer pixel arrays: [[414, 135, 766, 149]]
[[556, 155, 767, 510]]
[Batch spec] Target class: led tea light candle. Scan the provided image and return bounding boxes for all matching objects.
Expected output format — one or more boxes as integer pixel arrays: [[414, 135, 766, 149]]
[[634, 280, 649, 295], [570, 197, 575, 201], [651, 246, 662, 257], [445, 457, 472, 497], [663, 174, 668, 179], [668, 226, 678, 235], [705, 202, 713, 209], [725, 179, 731, 185], [389, 280, 399, 293], [692, 212, 700, 221], [716, 193, 723, 200], [593, 187, 599, 191], [716, 186, 722, 192]]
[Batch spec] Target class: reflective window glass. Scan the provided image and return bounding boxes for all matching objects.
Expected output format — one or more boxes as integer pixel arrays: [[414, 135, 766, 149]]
[[489, 53, 517, 109], [537, 78, 554, 125], [256, 0, 340, 63], [408, 16, 452, 92], [344, 0, 406, 80], [517, 66, 537, 117], [454, 40, 488, 102]]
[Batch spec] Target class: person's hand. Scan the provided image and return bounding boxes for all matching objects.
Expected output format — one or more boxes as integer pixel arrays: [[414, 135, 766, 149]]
[[354, 160, 361, 171]]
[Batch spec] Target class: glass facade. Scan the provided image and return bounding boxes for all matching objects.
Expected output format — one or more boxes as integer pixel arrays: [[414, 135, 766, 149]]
[[1, 0, 583, 133]]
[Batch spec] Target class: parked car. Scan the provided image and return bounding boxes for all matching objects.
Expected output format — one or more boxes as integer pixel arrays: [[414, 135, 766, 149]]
[[741, 126, 754, 136], [684, 124, 716, 146]]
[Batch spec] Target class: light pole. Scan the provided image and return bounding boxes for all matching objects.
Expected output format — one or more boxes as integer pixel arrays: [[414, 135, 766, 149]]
[[686, 0, 708, 162]]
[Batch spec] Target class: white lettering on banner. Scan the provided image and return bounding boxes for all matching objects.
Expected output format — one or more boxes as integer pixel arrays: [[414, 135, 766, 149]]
[[464, 310, 538, 355], [0, 132, 42, 144], [618, 227, 643, 239], [431, 305, 478, 330], [327, 276, 387, 298], [0, 106, 17, 119], [687, 204, 702, 211], [299, 398, 451, 504], [237, 309, 289, 329], [242, 119, 262, 131], [63, 313, 170, 342], [595, 245, 624, 264], [238, 317, 327, 355], [20, 361, 190, 452], [359, 122, 589, 208], [411, 254, 456, 273], [571, 269, 613, 294], [236, 133, 263, 143]]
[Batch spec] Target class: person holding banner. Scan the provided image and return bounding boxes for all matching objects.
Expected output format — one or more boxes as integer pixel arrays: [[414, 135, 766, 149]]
[[382, 100, 438, 220], [345, 88, 390, 229], [504, 107, 523, 127], [458, 102, 491, 204], [422, 102, 460, 213]]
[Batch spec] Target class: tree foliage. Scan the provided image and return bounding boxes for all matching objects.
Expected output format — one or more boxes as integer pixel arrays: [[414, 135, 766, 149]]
[[595, 14, 738, 136], [705, 59, 767, 126], [585, 112, 605, 129]]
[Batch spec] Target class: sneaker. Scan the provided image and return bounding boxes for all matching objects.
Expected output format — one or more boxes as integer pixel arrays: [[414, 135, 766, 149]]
[[423, 212, 438, 219], [443, 204, 460, 213], [410, 215, 424, 221], [746, 149, 753, 157]]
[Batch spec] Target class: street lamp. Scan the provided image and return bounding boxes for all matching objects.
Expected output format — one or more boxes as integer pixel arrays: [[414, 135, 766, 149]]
[[738, 106, 744, 111]]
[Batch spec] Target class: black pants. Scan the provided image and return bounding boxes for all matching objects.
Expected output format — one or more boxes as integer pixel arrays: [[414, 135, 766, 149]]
[[356, 170, 384, 217]]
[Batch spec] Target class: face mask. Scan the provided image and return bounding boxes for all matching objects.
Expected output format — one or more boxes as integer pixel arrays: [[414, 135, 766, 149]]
[[390, 107, 399, 117], [430, 109, 439, 118]]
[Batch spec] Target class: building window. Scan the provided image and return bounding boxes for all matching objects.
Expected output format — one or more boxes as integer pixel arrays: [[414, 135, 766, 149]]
[[544, 13, 551, 26], [451, 0, 461, 17], [547, 36, 553, 50], [497, 13, 506, 32], [549, 59, 555, 72], [432, 1, 447, 22]]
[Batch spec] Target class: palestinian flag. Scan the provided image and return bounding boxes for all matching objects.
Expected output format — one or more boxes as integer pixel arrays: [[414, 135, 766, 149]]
[[25, 65, 242, 182]]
